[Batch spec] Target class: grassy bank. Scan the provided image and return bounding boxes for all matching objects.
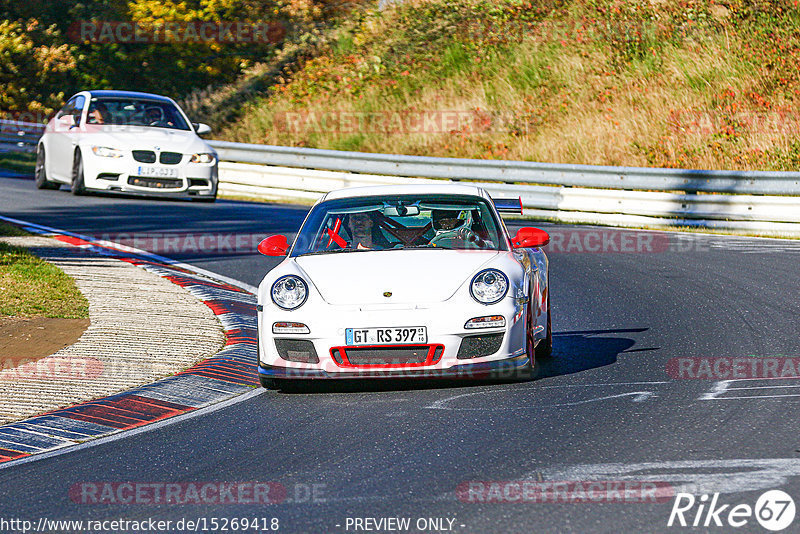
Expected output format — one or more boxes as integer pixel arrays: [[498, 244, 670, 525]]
[[219, 0, 800, 171], [0, 223, 89, 318], [0, 152, 36, 175]]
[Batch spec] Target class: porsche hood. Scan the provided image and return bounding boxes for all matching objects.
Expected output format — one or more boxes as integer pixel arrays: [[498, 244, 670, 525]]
[[295, 249, 501, 305]]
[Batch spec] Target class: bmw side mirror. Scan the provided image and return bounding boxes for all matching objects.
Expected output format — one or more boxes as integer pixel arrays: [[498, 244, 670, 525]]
[[193, 122, 212, 135], [58, 115, 75, 128], [258, 235, 289, 256], [512, 227, 550, 248]]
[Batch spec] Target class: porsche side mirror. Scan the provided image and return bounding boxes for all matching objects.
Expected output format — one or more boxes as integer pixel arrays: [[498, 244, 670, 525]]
[[258, 235, 289, 256], [193, 122, 212, 135], [512, 227, 550, 248]]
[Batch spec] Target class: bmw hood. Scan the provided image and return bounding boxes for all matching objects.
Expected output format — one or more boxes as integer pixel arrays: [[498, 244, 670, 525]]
[[82, 126, 210, 154], [295, 249, 501, 305]]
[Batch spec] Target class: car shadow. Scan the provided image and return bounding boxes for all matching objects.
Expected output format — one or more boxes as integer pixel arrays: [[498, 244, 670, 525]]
[[271, 328, 653, 394], [538, 327, 655, 379]]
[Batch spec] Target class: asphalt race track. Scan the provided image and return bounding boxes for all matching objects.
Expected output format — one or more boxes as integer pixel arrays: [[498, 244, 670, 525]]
[[2, 172, 800, 533]]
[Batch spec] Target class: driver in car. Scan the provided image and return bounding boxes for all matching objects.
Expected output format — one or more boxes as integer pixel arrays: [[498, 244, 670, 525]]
[[144, 106, 163, 125], [430, 209, 491, 249], [86, 102, 110, 124], [144, 106, 175, 127]]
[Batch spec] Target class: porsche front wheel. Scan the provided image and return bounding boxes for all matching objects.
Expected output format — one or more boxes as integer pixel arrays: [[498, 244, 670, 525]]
[[535, 294, 553, 361], [524, 304, 540, 380], [260, 375, 279, 389]]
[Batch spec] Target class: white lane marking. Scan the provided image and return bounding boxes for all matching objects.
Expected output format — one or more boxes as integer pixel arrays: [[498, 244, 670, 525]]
[[541, 381, 670, 389], [725, 384, 800, 391], [545, 391, 657, 407], [712, 394, 800, 399], [706, 239, 800, 253], [700, 379, 800, 400], [431, 391, 657, 411], [699, 380, 731, 400], [426, 383, 663, 411], [538, 458, 800, 496], [0, 388, 265, 470], [0, 214, 258, 293]]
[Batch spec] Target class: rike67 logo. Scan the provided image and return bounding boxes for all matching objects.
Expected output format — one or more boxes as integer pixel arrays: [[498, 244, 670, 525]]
[[668, 490, 796, 531]]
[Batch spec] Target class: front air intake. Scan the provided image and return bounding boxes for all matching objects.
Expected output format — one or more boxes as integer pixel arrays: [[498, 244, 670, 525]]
[[274, 339, 319, 363], [330, 345, 444, 368], [457, 333, 504, 359]]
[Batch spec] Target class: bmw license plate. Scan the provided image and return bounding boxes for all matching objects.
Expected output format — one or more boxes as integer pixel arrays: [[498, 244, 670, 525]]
[[137, 166, 178, 178], [346, 327, 427, 346]]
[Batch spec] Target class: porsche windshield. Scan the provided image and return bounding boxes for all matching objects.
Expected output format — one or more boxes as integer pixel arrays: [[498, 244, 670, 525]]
[[85, 98, 191, 130], [292, 195, 507, 256]]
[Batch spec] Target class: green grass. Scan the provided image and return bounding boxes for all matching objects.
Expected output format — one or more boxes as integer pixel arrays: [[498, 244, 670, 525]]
[[0, 151, 36, 174], [219, 0, 800, 172], [0, 223, 89, 319]]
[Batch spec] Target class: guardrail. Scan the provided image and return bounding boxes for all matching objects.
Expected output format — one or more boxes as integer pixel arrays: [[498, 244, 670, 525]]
[[209, 140, 800, 236], [209, 140, 800, 195], [0, 120, 43, 153], [4, 123, 799, 236]]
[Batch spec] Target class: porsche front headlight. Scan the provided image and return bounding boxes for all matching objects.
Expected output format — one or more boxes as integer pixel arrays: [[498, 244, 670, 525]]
[[271, 275, 308, 310], [470, 269, 508, 304], [190, 153, 215, 164], [91, 146, 124, 158]]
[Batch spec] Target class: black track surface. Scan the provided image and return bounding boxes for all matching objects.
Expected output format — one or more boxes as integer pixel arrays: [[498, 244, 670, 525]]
[[2, 174, 800, 533]]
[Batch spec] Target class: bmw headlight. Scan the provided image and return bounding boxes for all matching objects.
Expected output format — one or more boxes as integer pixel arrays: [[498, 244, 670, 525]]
[[470, 269, 508, 304], [271, 275, 308, 310], [91, 146, 124, 158], [190, 153, 215, 164]]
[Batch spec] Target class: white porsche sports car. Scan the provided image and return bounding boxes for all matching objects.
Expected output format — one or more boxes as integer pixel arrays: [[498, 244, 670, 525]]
[[35, 90, 218, 201], [256, 184, 551, 387]]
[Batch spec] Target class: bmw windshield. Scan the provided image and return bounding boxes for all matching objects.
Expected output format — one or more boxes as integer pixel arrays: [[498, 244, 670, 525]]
[[291, 194, 508, 256], [85, 97, 191, 131]]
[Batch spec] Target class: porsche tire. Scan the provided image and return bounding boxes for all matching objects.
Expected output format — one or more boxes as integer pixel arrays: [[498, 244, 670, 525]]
[[260, 375, 279, 389], [523, 306, 540, 381], [535, 293, 553, 361]]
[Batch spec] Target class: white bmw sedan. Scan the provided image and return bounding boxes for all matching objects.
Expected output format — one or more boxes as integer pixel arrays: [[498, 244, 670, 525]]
[[35, 90, 218, 201], [256, 184, 552, 388]]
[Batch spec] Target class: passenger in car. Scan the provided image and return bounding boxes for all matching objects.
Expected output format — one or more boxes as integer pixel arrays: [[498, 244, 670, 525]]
[[346, 212, 391, 250]]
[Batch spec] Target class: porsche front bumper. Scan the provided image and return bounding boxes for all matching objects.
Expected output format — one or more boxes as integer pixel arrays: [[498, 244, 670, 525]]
[[257, 297, 533, 381]]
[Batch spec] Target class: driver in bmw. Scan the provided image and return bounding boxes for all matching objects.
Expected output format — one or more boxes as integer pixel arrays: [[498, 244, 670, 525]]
[[144, 105, 175, 127]]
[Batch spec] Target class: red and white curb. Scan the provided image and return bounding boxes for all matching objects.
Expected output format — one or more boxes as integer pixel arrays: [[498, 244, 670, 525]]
[[0, 215, 259, 465]]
